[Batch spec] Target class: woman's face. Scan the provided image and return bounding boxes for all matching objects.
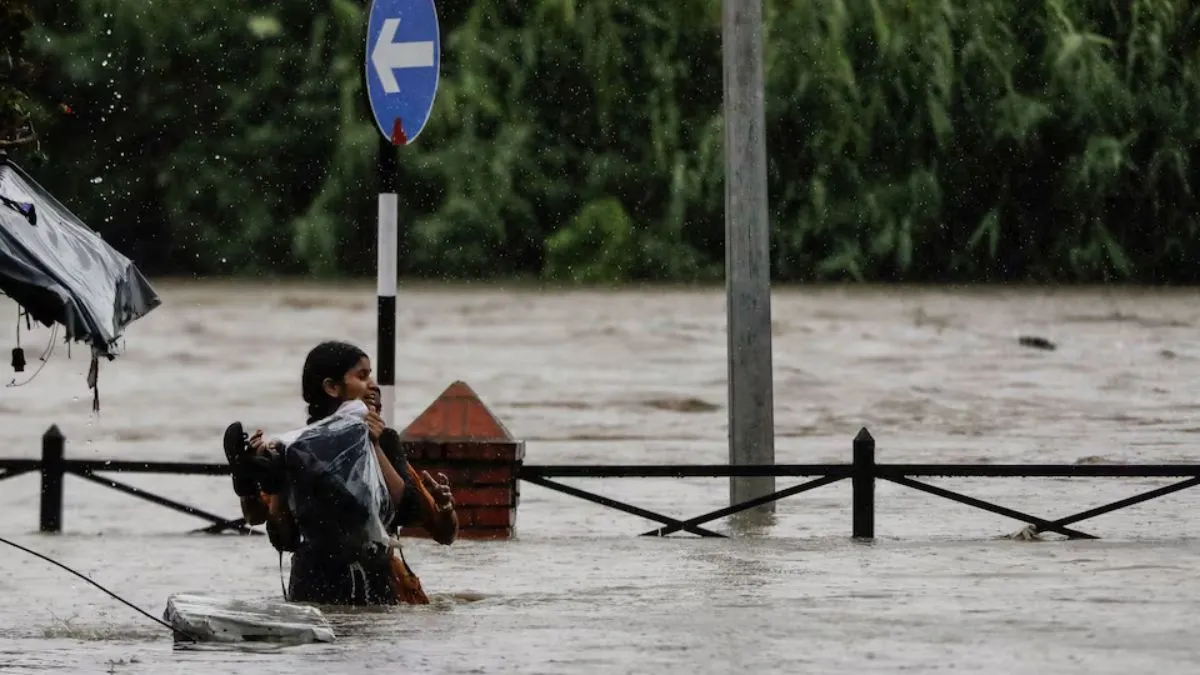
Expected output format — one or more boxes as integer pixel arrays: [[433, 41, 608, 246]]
[[323, 355, 376, 404]]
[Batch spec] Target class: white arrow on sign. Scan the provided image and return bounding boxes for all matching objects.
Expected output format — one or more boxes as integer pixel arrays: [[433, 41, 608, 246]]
[[371, 18, 435, 94]]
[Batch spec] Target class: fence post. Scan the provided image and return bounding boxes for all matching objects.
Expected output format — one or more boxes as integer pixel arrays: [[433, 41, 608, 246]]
[[39, 425, 65, 533], [852, 427, 875, 539]]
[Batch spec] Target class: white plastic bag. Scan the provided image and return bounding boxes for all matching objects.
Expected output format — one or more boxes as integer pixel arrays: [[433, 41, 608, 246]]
[[278, 401, 393, 560]]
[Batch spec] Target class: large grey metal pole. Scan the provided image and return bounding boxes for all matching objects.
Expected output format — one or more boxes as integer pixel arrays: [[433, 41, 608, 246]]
[[723, 0, 775, 513]]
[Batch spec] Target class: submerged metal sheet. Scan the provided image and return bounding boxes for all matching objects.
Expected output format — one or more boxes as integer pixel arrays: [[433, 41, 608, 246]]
[[163, 593, 335, 645]]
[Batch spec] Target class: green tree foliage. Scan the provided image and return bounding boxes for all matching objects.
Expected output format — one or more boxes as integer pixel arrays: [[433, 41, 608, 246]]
[[1, 0, 42, 150], [16, 0, 1200, 282]]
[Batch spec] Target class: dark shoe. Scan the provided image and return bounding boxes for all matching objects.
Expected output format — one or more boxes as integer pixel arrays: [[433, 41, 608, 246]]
[[223, 422, 260, 498]]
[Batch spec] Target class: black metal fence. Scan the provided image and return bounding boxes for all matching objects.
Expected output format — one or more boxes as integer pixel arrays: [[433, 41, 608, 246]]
[[522, 429, 1200, 539], [4, 426, 1199, 539], [0, 426, 256, 536]]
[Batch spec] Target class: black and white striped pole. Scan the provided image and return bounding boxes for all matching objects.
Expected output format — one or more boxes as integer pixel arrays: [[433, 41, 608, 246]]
[[364, 0, 442, 426], [376, 189, 398, 426]]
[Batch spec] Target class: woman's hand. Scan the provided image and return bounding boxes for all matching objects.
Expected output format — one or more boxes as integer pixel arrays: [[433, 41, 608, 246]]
[[365, 410, 385, 442], [414, 469, 458, 545], [249, 429, 282, 456], [246, 428, 285, 494], [420, 471, 455, 512], [248, 429, 268, 454]]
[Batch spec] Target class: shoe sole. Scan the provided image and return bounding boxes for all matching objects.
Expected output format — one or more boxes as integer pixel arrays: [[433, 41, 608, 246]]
[[224, 421, 259, 497], [224, 422, 247, 463]]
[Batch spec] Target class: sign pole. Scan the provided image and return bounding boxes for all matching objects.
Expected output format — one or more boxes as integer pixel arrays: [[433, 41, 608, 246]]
[[723, 0, 776, 514], [376, 140, 398, 427], [364, 0, 441, 428]]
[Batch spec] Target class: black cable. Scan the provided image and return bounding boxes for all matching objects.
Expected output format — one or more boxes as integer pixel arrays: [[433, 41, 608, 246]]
[[7, 324, 57, 388], [0, 534, 195, 642]]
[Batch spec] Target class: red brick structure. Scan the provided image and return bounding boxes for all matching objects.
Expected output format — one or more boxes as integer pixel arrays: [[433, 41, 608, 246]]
[[397, 381, 522, 540]]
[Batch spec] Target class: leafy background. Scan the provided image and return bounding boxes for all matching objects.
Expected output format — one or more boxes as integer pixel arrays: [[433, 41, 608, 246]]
[[4, 0, 1199, 283]]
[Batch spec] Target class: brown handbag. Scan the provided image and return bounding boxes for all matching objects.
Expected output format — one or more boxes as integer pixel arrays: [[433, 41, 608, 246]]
[[386, 460, 444, 604], [387, 545, 431, 605]]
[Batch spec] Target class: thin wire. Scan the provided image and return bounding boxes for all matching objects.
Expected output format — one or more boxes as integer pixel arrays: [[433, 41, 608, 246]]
[[7, 323, 58, 388], [0, 534, 194, 642]]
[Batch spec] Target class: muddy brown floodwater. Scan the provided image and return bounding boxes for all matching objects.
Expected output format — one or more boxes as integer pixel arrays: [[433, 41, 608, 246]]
[[2, 281, 1200, 674]]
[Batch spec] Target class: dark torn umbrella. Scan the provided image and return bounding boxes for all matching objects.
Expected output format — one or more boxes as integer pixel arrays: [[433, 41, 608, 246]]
[[0, 152, 161, 408]]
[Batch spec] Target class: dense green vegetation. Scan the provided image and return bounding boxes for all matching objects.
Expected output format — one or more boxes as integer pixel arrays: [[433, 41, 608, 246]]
[[1, 0, 40, 151], [10, 0, 1200, 283]]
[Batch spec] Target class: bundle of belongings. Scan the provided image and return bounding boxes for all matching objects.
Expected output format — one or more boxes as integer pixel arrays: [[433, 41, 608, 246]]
[[268, 400, 430, 605], [277, 400, 394, 560]]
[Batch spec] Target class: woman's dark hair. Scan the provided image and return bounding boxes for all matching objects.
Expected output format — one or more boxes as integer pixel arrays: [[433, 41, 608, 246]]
[[301, 340, 368, 423]]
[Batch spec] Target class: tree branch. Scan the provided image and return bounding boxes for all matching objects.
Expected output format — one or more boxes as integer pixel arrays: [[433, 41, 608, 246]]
[[0, 132, 37, 148]]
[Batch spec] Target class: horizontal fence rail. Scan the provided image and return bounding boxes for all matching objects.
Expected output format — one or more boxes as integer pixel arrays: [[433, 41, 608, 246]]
[[521, 464, 1200, 478], [520, 465, 853, 478], [3, 425, 1199, 540]]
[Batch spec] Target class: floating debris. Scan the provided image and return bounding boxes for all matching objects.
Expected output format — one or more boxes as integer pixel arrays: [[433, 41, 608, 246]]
[[1018, 335, 1057, 351], [163, 593, 335, 645], [1006, 524, 1044, 541]]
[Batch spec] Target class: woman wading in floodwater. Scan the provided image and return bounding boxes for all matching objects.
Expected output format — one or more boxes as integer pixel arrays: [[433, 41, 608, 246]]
[[222, 340, 458, 605]]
